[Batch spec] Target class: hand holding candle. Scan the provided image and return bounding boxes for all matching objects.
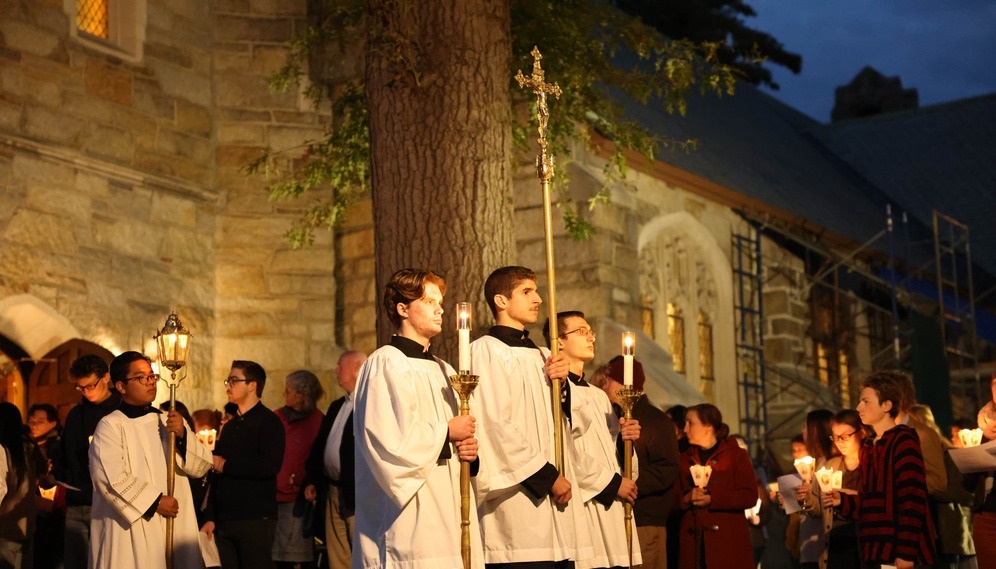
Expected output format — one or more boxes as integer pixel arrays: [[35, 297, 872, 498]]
[[622, 332, 635, 387], [690, 464, 712, 488], [457, 302, 471, 373], [959, 427, 983, 448], [794, 456, 814, 483]]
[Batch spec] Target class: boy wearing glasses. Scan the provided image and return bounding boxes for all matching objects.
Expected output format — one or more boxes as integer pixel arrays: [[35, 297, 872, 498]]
[[202, 360, 286, 569], [88, 351, 213, 569], [543, 311, 642, 569], [55, 354, 121, 569]]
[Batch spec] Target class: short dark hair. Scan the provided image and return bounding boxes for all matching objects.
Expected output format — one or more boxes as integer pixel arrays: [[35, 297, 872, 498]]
[[109, 351, 152, 386], [382, 268, 447, 329], [542, 310, 586, 348], [484, 266, 536, 318], [666, 405, 688, 430], [861, 370, 908, 419], [28, 403, 59, 425], [232, 360, 267, 397], [69, 354, 108, 381]]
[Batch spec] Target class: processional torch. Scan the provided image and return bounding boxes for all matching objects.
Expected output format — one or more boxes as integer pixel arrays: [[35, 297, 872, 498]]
[[615, 332, 642, 568], [155, 309, 192, 569], [515, 46, 566, 472], [450, 302, 479, 569]]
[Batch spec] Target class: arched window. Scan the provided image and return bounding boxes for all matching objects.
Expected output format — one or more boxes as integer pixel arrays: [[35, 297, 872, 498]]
[[667, 303, 685, 373]]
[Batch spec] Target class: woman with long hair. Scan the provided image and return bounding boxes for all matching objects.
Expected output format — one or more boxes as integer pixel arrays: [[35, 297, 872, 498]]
[[0, 401, 39, 569], [802, 409, 864, 569], [793, 409, 837, 569], [677, 403, 758, 569]]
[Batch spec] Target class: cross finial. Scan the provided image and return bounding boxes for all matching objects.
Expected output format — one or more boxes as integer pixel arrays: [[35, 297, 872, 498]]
[[515, 46, 561, 182]]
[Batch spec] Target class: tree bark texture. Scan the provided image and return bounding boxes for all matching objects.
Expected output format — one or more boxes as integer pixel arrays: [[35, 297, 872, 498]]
[[366, 0, 516, 356]]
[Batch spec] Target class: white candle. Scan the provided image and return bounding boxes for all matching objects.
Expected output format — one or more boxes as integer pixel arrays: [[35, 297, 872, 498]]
[[622, 332, 635, 387], [457, 302, 471, 372]]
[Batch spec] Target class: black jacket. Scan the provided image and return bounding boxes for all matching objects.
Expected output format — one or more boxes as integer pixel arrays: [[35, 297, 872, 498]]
[[207, 402, 285, 522], [305, 395, 355, 517], [615, 395, 680, 526], [53, 391, 121, 507]]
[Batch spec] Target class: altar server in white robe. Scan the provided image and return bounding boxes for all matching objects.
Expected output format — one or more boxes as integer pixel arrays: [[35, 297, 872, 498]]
[[543, 311, 642, 569], [471, 266, 593, 569], [352, 268, 484, 569], [89, 351, 213, 569]]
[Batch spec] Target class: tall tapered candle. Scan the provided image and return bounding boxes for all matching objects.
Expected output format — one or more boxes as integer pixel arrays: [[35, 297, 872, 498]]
[[622, 332, 635, 387], [457, 302, 472, 372]]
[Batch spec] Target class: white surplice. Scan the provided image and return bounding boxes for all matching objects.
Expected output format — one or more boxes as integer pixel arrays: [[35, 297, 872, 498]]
[[89, 411, 213, 569], [352, 345, 484, 569], [470, 335, 592, 565], [569, 380, 642, 569]]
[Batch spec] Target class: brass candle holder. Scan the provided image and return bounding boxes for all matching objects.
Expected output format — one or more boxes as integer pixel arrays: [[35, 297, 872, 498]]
[[450, 372, 480, 569], [615, 385, 643, 568]]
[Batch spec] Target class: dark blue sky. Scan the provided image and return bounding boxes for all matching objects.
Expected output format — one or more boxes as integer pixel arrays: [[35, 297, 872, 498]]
[[748, 0, 996, 122]]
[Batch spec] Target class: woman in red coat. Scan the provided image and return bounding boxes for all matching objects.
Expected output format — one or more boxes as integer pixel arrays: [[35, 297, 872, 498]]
[[677, 403, 758, 569]]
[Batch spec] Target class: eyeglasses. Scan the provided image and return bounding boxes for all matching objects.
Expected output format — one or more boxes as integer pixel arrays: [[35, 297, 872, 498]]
[[828, 431, 858, 443], [75, 380, 102, 393], [224, 377, 249, 387], [126, 373, 161, 384], [561, 326, 595, 339]]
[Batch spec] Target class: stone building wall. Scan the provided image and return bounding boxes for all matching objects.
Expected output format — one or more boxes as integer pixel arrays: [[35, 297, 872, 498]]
[[0, 0, 339, 412]]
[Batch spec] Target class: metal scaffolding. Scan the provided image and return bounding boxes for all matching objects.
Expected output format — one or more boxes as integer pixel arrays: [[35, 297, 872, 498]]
[[732, 222, 767, 458]]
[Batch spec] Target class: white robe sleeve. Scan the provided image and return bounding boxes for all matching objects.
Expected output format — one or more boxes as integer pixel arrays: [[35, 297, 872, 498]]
[[571, 384, 617, 504], [471, 338, 549, 494], [354, 350, 451, 510], [175, 423, 213, 479], [89, 416, 164, 525]]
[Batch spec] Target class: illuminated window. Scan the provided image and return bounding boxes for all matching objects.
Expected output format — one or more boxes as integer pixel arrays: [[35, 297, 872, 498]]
[[667, 303, 685, 373], [816, 343, 830, 386], [641, 300, 655, 339], [67, 0, 146, 62], [698, 312, 713, 380], [838, 351, 850, 408], [77, 0, 109, 38]]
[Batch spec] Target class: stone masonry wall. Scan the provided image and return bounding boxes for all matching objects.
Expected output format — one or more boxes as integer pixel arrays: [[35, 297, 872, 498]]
[[210, 0, 339, 410], [0, 0, 221, 410]]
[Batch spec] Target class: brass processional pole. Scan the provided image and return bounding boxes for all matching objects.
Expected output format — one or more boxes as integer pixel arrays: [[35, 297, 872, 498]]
[[155, 310, 192, 569], [515, 46, 565, 471], [450, 303, 479, 569]]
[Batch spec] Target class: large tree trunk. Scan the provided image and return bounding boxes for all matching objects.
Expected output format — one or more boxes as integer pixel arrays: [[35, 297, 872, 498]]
[[365, 0, 515, 357]]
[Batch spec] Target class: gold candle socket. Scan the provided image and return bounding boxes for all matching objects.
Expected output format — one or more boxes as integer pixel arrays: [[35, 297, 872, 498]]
[[450, 372, 480, 569], [615, 386, 643, 568]]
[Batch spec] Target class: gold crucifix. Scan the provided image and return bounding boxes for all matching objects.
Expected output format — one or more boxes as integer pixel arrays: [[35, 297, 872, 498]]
[[515, 46, 565, 472]]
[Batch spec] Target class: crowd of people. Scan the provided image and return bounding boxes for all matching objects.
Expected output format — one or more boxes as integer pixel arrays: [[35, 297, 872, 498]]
[[0, 264, 994, 569]]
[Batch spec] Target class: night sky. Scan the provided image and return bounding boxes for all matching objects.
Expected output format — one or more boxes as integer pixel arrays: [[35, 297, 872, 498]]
[[748, 0, 996, 122]]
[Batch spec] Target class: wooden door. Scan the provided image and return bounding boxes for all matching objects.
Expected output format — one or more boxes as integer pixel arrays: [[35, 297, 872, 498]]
[[29, 339, 115, 424]]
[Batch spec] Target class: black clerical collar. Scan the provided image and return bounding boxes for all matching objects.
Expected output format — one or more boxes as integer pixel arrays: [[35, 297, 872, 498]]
[[390, 335, 435, 360], [568, 371, 589, 387], [119, 402, 161, 419], [487, 325, 539, 349]]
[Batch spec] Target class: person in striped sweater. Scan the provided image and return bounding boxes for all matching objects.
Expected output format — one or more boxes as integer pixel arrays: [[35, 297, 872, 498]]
[[827, 370, 935, 569]]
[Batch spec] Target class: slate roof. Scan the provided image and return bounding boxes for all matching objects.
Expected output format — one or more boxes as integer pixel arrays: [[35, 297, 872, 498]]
[[612, 77, 996, 284], [811, 94, 996, 280]]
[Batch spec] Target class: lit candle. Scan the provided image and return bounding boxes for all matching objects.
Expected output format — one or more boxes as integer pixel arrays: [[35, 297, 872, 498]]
[[457, 302, 472, 373], [622, 332, 635, 387], [196, 428, 217, 451]]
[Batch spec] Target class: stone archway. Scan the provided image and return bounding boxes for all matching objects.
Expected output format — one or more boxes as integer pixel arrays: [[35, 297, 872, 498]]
[[638, 212, 738, 423]]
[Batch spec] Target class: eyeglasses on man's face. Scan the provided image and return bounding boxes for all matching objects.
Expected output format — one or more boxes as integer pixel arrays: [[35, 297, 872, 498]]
[[126, 373, 161, 385], [75, 379, 103, 393], [828, 431, 857, 443], [561, 326, 595, 339], [223, 377, 249, 387]]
